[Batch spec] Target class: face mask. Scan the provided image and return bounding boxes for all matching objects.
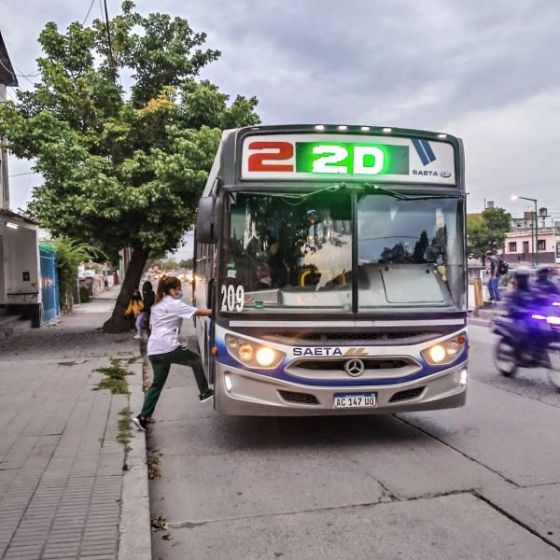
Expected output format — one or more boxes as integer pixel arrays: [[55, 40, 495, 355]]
[[171, 290, 183, 300]]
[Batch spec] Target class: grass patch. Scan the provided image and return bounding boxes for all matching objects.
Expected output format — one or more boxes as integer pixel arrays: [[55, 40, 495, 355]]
[[117, 407, 133, 452], [93, 359, 131, 395]]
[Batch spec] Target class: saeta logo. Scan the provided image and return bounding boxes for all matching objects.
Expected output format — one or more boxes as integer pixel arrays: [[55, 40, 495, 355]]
[[292, 347, 368, 357], [412, 139, 436, 166]]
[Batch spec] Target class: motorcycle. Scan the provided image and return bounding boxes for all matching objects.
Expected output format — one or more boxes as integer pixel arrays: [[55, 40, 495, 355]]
[[492, 302, 560, 391]]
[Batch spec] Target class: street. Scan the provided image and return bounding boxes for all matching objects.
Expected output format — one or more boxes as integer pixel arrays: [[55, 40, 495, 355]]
[[147, 323, 560, 560]]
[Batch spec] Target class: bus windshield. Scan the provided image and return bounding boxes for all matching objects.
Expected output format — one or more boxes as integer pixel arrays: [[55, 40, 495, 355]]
[[220, 191, 465, 313]]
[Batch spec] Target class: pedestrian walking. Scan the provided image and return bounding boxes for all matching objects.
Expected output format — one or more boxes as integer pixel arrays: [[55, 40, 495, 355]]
[[134, 281, 155, 340], [125, 288, 144, 332], [132, 275, 213, 431]]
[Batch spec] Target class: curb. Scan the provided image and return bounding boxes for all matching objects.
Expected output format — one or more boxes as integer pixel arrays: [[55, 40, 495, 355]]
[[118, 360, 152, 560]]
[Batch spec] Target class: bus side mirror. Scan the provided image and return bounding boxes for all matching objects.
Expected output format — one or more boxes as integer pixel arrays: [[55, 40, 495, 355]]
[[196, 197, 222, 244]]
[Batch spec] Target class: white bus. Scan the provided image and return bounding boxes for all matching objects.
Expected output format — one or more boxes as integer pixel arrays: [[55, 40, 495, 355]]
[[193, 124, 467, 415]]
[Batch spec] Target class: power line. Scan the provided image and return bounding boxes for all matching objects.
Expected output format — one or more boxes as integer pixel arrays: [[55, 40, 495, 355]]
[[82, 0, 97, 25], [9, 172, 35, 178], [11, 64, 35, 87], [3, 0, 99, 92], [102, 0, 116, 81]]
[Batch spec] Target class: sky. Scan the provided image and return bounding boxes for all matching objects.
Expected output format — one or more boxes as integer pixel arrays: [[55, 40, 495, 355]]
[[2, 0, 560, 226]]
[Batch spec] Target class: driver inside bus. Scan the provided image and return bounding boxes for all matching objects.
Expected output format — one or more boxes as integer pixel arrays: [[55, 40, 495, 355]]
[[267, 237, 288, 287]]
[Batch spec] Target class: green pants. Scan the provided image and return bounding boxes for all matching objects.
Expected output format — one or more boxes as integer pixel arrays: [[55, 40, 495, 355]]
[[141, 346, 209, 418]]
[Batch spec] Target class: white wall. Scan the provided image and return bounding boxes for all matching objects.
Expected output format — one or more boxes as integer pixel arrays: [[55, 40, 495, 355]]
[[0, 221, 40, 305]]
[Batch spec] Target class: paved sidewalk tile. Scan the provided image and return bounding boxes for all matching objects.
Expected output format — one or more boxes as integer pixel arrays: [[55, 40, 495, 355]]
[[0, 287, 140, 560]]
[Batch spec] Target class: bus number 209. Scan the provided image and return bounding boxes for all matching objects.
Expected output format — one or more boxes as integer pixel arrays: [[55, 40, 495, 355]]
[[221, 285, 244, 312]]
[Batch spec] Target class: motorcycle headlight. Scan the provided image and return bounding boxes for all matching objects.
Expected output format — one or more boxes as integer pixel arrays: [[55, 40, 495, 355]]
[[422, 333, 467, 366], [225, 334, 285, 369]]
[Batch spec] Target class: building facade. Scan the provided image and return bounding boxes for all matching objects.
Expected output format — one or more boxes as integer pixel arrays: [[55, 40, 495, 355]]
[[0, 31, 45, 326], [504, 223, 560, 266]]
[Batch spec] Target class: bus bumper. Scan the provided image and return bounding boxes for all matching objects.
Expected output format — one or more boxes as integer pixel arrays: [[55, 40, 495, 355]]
[[213, 362, 467, 416]]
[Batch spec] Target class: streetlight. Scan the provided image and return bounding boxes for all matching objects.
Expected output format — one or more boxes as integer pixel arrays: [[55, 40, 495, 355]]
[[512, 195, 539, 265]]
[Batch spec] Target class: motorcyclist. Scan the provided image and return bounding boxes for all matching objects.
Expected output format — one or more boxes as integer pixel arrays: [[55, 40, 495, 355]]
[[534, 266, 559, 299], [504, 268, 533, 321], [505, 268, 552, 356]]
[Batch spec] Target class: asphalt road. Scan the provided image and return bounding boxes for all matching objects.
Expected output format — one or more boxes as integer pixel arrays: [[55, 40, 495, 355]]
[[146, 323, 560, 560]]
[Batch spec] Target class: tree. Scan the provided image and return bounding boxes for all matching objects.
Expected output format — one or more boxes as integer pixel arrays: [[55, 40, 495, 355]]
[[467, 207, 511, 263], [51, 237, 105, 311], [0, 1, 259, 332], [150, 258, 178, 272]]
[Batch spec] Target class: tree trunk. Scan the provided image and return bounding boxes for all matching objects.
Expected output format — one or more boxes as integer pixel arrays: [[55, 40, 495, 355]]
[[103, 247, 150, 333]]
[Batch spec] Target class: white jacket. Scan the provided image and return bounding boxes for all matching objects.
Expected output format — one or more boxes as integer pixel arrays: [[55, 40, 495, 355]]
[[147, 296, 197, 356]]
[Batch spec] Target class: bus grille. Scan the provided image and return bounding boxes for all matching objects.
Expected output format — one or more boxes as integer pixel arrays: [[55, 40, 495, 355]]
[[278, 390, 320, 405], [290, 358, 413, 372], [389, 387, 425, 402], [299, 331, 426, 341], [263, 331, 439, 345]]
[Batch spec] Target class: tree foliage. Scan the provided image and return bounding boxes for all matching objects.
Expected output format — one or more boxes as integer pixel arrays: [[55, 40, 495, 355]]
[[52, 237, 105, 311], [467, 207, 512, 262], [0, 1, 260, 330], [178, 258, 193, 269]]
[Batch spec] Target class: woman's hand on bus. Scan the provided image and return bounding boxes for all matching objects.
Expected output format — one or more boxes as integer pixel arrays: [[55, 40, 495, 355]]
[[195, 308, 213, 317]]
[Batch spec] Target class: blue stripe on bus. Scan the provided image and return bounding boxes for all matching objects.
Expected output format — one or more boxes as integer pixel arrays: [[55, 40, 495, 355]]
[[214, 341, 467, 387], [412, 138, 429, 165], [420, 139, 436, 163]]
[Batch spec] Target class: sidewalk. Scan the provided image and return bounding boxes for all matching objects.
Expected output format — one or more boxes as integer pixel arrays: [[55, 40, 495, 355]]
[[0, 287, 149, 560], [468, 301, 506, 327]]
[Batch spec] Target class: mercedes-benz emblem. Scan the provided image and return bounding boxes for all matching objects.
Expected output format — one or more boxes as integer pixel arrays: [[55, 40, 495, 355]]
[[344, 358, 365, 377]]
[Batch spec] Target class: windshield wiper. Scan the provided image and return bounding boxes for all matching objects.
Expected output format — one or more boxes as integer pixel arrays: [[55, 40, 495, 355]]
[[363, 183, 464, 201], [254, 182, 351, 206]]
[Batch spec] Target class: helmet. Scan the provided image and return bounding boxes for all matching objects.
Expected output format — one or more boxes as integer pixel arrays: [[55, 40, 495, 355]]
[[537, 266, 552, 280], [512, 268, 530, 280], [513, 268, 530, 290]]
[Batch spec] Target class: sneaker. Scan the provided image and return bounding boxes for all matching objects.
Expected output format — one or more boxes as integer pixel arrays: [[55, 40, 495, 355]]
[[131, 416, 147, 431], [199, 390, 214, 403], [133, 334, 142, 340]]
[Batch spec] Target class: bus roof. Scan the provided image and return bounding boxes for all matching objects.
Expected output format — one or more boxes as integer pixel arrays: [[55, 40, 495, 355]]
[[202, 124, 464, 195]]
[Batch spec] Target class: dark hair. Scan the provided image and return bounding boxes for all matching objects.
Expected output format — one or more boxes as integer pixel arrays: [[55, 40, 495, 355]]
[[142, 280, 153, 294], [155, 275, 181, 304]]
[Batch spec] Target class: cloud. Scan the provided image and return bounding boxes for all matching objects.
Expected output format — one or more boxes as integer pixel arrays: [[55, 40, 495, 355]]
[[446, 87, 560, 216], [2, 0, 560, 216], [166, 0, 560, 127]]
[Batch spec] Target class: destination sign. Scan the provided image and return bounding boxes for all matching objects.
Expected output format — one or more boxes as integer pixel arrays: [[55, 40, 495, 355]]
[[240, 133, 456, 184]]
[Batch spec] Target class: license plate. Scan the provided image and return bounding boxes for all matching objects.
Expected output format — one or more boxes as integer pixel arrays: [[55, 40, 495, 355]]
[[333, 392, 377, 409]]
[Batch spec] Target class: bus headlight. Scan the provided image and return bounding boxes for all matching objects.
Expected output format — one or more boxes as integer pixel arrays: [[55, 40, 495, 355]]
[[428, 344, 446, 364], [238, 343, 254, 362], [422, 333, 466, 366], [225, 334, 285, 369], [256, 347, 277, 367]]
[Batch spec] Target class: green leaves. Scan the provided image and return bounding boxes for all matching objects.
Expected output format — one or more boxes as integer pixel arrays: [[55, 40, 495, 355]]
[[51, 237, 106, 310], [467, 207, 512, 262], [0, 1, 260, 262]]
